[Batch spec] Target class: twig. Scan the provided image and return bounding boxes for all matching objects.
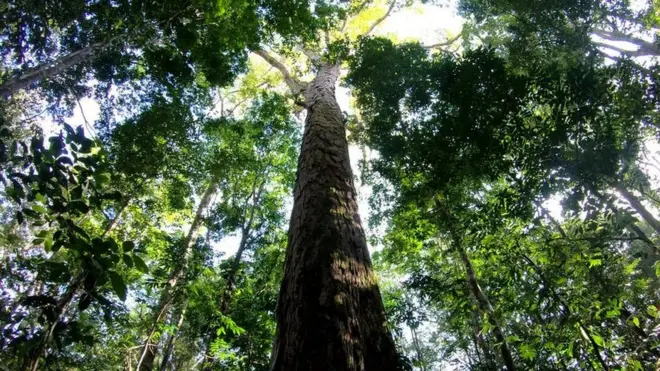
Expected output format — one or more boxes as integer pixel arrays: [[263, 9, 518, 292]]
[[75, 95, 97, 139], [366, 0, 397, 35], [340, 17, 348, 34], [424, 33, 462, 49]]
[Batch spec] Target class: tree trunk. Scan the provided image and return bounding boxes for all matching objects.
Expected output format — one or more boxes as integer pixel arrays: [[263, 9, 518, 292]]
[[23, 273, 86, 371], [200, 227, 251, 370], [468, 291, 496, 369], [615, 182, 660, 236], [221, 228, 251, 312], [269, 62, 400, 371], [136, 180, 217, 371], [0, 41, 109, 98], [158, 305, 187, 371], [22, 199, 127, 370], [409, 326, 426, 371], [521, 255, 611, 370], [574, 179, 657, 251], [200, 176, 265, 369], [456, 242, 516, 371]]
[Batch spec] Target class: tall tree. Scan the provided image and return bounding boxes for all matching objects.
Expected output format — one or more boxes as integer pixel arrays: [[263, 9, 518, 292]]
[[246, 2, 443, 368]]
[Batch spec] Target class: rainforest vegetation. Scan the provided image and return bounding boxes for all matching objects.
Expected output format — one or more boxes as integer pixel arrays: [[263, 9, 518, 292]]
[[1, 0, 660, 370]]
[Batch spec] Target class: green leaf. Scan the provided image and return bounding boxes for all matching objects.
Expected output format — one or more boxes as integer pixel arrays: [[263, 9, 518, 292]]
[[520, 343, 536, 360], [588, 259, 602, 268], [32, 204, 48, 214], [108, 271, 127, 301], [133, 255, 149, 273], [52, 240, 64, 253], [632, 316, 640, 327], [44, 237, 53, 251], [122, 240, 135, 252], [122, 254, 134, 268], [35, 193, 47, 203], [23, 208, 41, 219], [592, 334, 604, 347], [70, 200, 90, 214], [102, 239, 119, 253], [78, 293, 92, 311]]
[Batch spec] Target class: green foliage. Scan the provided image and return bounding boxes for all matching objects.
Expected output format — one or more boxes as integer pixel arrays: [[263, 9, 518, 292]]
[[0, 0, 318, 94], [0, 126, 144, 368], [3, 0, 660, 370], [347, 24, 660, 368]]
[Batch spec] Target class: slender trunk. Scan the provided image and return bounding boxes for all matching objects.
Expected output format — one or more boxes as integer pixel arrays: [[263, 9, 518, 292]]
[[614, 182, 660, 236], [22, 199, 127, 370], [409, 327, 426, 371], [583, 181, 656, 251], [158, 305, 187, 371], [106, 197, 131, 235], [0, 41, 108, 98], [220, 230, 250, 313], [269, 62, 400, 371], [456, 242, 516, 371], [23, 273, 86, 371], [468, 292, 496, 369], [200, 176, 265, 369], [136, 180, 217, 371], [200, 227, 251, 370], [521, 255, 611, 370]]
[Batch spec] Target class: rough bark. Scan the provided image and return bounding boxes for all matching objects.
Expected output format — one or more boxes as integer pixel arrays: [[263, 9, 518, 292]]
[[0, 41, 108, 98], [136, 180, 217, 371], [269, 62, 400, 371], [615, 182, 660, 236], [456, 242, 516, 371]]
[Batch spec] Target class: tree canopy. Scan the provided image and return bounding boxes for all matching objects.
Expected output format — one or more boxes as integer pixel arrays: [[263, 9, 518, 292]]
[[2, 0, 660, 370]]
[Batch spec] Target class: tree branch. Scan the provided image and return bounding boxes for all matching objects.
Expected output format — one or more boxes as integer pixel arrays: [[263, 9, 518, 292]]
[[325, 29, 331, 47], [520, 254, 613, 371], [340, 17, 348, 34], [592, 28, 660, 57], [594, 48, 651, 74], [253, 49, 307, 95], [537, 202, 567, 238], [424, 32, 462, 49], [297, 46, 322, 65], [366, 0, 397, 35]]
